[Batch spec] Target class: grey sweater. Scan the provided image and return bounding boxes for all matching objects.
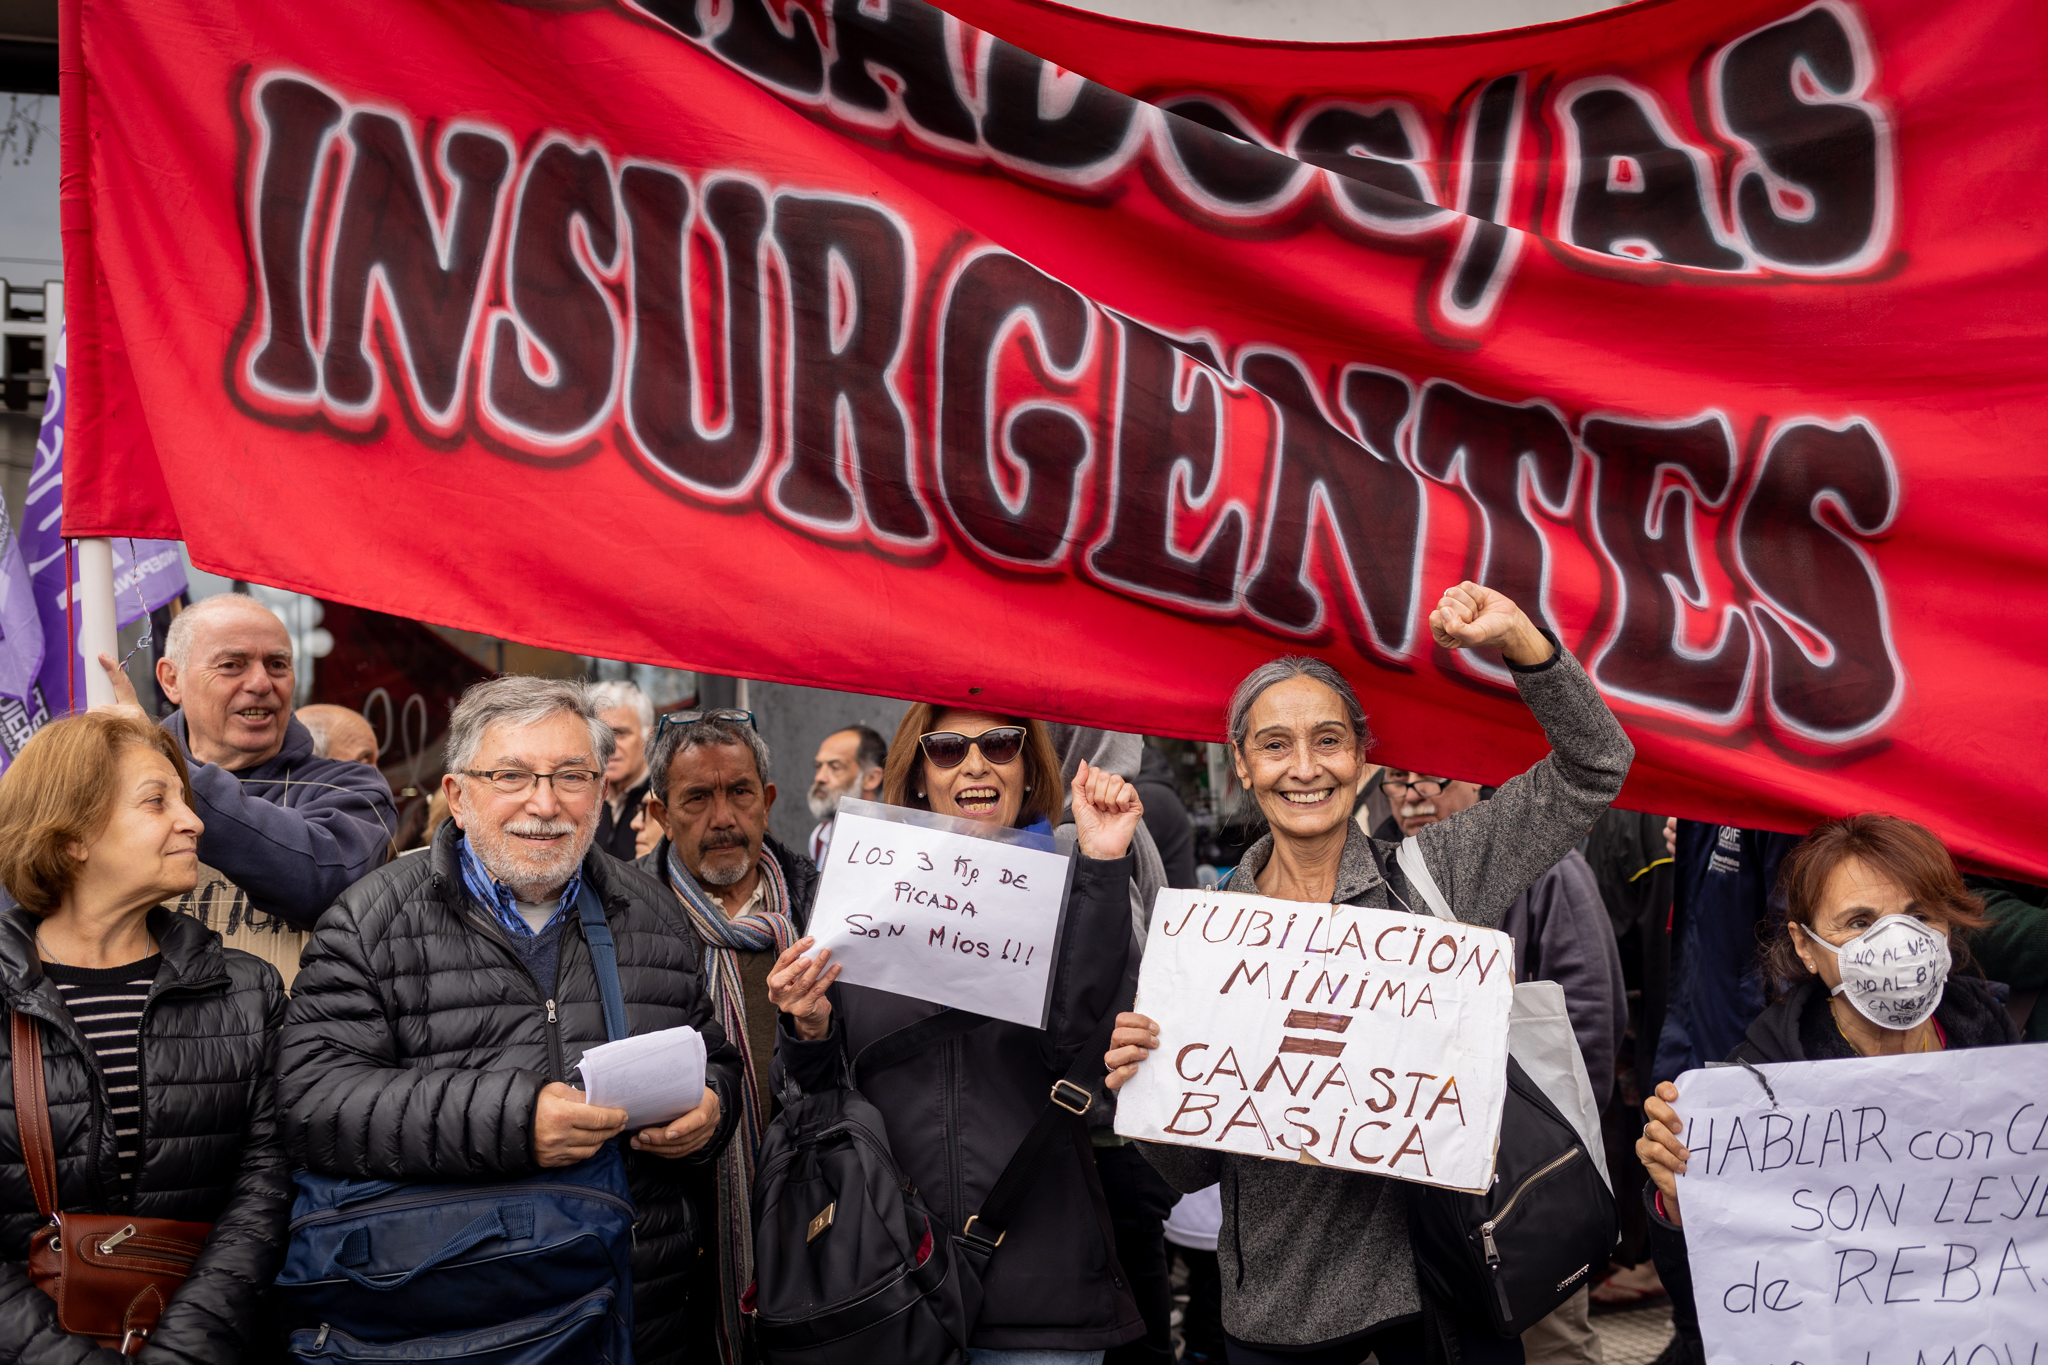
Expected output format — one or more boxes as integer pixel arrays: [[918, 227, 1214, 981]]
[[1136, 643, 1632, 1349]]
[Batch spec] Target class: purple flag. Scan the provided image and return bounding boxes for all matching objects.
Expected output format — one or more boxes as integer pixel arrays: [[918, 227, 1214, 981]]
[[18, 325, 187, 732], [0, 488, 48, 771]]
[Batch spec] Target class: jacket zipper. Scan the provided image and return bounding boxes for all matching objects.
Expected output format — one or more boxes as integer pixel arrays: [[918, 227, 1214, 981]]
[[446, 874, 570, 1083], [545, 997, 566, 1084]]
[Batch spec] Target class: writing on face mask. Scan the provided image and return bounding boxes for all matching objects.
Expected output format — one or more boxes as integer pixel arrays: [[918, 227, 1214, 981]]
[[1801, 914, 1951, 1031]]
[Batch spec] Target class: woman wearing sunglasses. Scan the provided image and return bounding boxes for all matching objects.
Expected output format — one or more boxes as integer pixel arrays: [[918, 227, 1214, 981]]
[[768, 706, 1149, 1362]]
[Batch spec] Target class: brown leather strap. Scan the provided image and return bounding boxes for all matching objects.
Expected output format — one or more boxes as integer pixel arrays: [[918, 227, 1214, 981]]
[[10, 1008, 59, 1221]]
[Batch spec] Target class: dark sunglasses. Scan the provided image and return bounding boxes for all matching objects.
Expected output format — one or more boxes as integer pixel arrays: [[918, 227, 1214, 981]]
[[655, 708, 757, 738], [918, 726, 1026, 769]]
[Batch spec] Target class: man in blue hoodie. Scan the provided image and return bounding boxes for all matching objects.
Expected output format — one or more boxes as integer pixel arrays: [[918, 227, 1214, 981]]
[[147, 594, 395, 947]]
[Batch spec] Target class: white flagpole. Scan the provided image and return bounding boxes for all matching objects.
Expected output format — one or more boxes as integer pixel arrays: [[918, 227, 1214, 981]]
[[76, 537, 119, 707]]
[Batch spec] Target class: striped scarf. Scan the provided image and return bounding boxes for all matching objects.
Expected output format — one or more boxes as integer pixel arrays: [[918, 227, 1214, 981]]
[[665, 844, 797, 1365]]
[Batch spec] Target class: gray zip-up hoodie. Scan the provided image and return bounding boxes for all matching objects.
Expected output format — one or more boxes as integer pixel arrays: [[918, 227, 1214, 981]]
[[1136, 642, 1632, 1350]]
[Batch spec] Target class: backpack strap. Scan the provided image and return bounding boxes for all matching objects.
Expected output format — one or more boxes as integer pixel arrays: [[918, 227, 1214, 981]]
[[957, 996, 1126, 1261], [851, 1009, 992, 1087], [1396, 836, 1457, 921], [576, 884, 630, 1044]]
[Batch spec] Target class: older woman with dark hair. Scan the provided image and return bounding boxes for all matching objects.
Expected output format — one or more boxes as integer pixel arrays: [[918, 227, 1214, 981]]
[[1103, 581, 1634, 1365], [0, 712, 290, 1362], [769, 703, 1149, 1363], [1635, 813, 2019, 1364]]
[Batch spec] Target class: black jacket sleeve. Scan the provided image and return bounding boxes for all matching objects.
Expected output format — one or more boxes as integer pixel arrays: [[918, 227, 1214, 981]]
[[772, 1008, 846, 1101], [1037, 853, 1135, 1073], [0, 1271, 126, 1365], [281, 902, 544, 1181], [144, 974, 293, 1365], [1644, 1183, 1706, 1363]]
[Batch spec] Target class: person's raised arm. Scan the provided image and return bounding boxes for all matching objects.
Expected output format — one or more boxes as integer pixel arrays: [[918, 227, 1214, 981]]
[[1037, 762, 1139, 1070], [181, 756, 395, 930], [1412, 582, 1633, 928]]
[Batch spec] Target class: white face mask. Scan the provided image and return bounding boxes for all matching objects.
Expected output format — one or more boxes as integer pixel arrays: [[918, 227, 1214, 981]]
[[1800, 915, 1951, 1031]]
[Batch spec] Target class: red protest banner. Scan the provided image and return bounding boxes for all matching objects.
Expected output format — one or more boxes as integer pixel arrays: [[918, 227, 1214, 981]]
[[58, 0, 2048, 876]]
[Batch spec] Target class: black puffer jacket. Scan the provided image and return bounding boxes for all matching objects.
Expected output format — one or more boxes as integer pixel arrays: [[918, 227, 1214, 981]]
[[278, 823, 744, 1365], [774, 851, 1144, 1352], [1, 907, 290, 1365], [1645, 975, 2020, 1364]]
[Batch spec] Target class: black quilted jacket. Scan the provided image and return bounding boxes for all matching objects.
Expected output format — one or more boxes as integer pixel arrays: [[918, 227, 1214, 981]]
[[1, 906, 290, 1365], [277, 823, 743, 1365]]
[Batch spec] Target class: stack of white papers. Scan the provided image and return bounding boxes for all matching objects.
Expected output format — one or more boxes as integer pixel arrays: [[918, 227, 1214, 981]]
[[577, 1026, 707, 1129]]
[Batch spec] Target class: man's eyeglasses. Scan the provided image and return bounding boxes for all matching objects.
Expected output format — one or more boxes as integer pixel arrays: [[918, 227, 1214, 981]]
[[918, 726, 1026, 769], [462, 768, 602, 797], [654, 709, 758, 738], [1380, 772, 1453, 798]]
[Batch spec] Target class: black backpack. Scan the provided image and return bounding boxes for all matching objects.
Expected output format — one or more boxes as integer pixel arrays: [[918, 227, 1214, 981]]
[[1406, 1055, 1617, 1338], [747, 1008, 1114, 1365]]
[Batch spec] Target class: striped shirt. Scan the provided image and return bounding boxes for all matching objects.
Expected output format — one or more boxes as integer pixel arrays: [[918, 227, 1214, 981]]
[[42, 956, 161, 1192]]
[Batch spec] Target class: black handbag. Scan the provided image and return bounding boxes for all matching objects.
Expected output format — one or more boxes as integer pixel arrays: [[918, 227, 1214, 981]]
[[1406, 1055, 1617, 1338], [746, 1007, 1117, 1365]]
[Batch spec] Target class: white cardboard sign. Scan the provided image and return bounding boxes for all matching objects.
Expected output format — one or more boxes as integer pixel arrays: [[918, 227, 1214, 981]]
[[806, 798, 1073, 1028], [1113, 888, 1516, 1192], [1674, 1046, 2048, 1365]]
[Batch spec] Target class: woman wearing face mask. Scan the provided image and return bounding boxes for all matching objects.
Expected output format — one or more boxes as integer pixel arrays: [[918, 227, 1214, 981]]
[[766, 707, 1149, 1362], [1103, 582, 1634, 1365], [1634, 813, 2017, 1365]]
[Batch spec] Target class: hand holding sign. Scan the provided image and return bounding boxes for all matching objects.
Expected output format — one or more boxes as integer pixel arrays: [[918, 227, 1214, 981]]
[[1105, 1011, 1160, 1091], [768, 936, 841, 1042], [1637, 1079, 1690, 1220]]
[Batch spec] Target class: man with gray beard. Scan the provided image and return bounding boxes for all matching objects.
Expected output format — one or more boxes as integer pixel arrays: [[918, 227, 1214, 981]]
[[281, 677, 743, 1365], [805, 723, 886, 867], [637, 711, 818, 1365]]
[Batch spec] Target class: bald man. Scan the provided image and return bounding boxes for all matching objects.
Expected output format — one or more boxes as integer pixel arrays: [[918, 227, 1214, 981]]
[[299, 703, 381, 766], [152, 595, 395, 932]]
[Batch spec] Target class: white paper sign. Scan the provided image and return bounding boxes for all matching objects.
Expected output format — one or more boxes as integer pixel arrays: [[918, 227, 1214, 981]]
[[1674, 1046, 2048, 1365], [807, 798, 1074, 1028], [1113, 888, 1515, 1192]]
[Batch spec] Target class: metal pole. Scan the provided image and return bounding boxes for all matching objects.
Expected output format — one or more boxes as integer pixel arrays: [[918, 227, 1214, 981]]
[[75, 537, 118, 707]]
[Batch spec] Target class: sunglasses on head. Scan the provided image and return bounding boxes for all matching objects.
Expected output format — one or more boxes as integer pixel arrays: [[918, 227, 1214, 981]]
[[654, 709, 757, 738], [918, 726, 1026, 769]]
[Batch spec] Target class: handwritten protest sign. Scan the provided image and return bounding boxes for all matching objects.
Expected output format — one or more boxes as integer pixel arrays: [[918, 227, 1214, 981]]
[[1674, 1046, 2048, 1365], [807, 798, 1073, 1028], [1114, 888, 1515, 1192]]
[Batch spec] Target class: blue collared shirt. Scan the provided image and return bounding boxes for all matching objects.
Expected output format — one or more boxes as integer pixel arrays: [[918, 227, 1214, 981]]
[[456, 836, 582, 941]]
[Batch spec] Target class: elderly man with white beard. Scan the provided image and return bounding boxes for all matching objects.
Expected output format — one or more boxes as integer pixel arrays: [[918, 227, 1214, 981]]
[[280, 677, 744, 1365], [804, 722, 886, 866]]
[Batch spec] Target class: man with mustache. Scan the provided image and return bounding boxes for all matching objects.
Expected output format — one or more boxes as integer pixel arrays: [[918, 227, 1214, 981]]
[[281, 677, 742, 1365], [1374, 766, 1625, 1365], [637, 711, 819, 1365], [805, 723, 886, 867]]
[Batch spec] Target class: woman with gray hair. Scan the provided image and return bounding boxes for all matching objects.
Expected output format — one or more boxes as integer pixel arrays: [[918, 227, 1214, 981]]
[[1104, 581, 1633, 1365]]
